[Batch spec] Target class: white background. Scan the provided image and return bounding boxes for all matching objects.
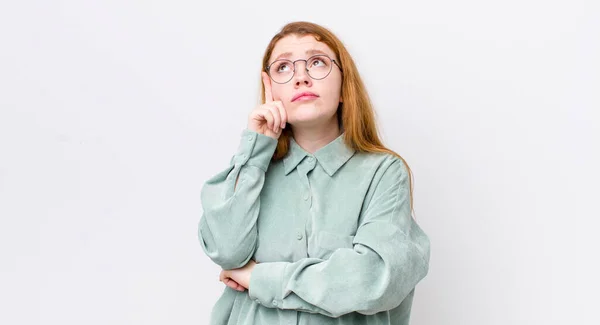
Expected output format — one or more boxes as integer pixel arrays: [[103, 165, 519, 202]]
[[1, 1, 598, 324]]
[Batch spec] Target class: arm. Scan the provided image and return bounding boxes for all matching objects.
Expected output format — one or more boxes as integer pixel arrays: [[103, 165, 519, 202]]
[[198, 129, 278, 270], [247, 158, 431, 317]]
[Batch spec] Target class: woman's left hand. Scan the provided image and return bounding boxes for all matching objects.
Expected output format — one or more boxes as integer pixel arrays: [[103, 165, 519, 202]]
[[220, 259, 257, 290]]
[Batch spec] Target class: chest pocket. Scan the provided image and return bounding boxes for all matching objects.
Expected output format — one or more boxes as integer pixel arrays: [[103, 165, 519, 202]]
[[314, 230, 355, 259]]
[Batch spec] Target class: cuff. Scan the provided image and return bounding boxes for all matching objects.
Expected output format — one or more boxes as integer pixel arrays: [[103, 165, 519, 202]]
[[248, 262, 288, 308], [233, 129, 278, 172]]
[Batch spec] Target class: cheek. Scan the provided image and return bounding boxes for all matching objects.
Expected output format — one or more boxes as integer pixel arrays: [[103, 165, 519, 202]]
[[322, 81, 342, 105], [270, 85, 288, 102]]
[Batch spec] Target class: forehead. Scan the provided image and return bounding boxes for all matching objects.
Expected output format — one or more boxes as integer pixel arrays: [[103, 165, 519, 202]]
[[270, 34, 335, 61]]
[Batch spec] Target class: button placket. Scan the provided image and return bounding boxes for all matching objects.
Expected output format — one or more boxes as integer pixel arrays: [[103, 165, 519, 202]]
[[303, 191, 310, 201], [296, 158, 315, 207], [293, 157, 315, 259]]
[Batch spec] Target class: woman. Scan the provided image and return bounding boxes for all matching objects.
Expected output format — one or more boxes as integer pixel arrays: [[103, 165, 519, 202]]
[[198, 21, 431, 325]]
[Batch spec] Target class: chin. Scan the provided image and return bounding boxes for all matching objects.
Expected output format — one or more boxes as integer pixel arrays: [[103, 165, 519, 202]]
[[288, 110, 321, 124], [289, 114, 337, 128], [287, 103, 337, 126]]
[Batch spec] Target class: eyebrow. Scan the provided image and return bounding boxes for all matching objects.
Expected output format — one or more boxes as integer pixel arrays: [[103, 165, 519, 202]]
[[272, 49, 331, 61]]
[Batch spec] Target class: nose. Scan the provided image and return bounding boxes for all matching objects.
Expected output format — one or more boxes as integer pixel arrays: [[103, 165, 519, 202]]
[[293, 61, 312, 87]]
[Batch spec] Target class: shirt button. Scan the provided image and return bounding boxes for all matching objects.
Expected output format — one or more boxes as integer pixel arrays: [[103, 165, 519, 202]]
[[308, 156, 314, 162], [247, 136, 253, 142], [272, 300, 278, 306], [296, 232, 303, 240], [303, 191, 310, 200]]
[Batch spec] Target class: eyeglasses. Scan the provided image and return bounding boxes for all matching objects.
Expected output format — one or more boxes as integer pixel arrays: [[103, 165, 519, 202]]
[[265, 54, 342, 84]]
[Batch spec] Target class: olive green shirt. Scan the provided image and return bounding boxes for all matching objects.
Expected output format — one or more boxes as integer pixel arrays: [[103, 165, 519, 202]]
[[198, 129, 431, 325]]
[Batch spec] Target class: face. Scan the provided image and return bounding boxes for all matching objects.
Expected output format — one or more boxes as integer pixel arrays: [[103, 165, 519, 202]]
[[265, 34, 343, 128]]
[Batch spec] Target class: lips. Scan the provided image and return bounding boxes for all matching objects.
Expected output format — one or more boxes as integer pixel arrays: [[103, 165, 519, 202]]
[[292, 91, 319, 102]]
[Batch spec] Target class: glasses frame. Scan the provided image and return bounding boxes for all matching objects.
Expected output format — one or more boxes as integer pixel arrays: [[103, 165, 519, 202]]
[[265, 54, 343, 84]]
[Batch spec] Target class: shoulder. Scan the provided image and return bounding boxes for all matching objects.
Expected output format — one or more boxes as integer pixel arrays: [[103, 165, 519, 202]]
[[351, 151, 409, 179], [346, 151, 411, 202]]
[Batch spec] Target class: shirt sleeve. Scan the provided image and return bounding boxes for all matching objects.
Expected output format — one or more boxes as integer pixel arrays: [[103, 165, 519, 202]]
[[247, 157, 431, 317], [198, 129, 278, 270]]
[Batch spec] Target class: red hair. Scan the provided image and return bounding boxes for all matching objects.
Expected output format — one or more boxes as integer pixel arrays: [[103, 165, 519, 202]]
[[260, 21, 416, 216]]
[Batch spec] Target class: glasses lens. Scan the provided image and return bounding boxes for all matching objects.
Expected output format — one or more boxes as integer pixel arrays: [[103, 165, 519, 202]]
[[307, 55, 332, 80], [268, 60, 294, 83]]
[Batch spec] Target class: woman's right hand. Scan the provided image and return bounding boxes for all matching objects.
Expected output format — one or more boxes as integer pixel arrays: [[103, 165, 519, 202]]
[[247, 72, 288, 139]]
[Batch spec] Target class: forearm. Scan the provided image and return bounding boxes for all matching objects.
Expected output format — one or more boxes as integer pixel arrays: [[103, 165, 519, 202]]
[[248, 228, 430, 317], [198, 129, 277, 269]]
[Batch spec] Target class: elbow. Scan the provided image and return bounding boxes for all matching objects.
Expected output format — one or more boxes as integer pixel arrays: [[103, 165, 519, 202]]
[[197, 214, 258, 269], [357, 251, 430, 316], [207, 248, 256, 270], [326, 272, 405, 317], [355, 291, 401, 316], [198, 227, 256, 269], [354, 279, 420, 316]]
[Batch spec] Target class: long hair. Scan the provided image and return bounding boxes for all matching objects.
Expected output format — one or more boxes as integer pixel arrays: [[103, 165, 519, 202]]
[[259, 21, 416, 216]]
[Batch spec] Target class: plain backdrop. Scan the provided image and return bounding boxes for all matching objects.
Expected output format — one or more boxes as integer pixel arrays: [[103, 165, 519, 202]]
[[1, 1, 598, 324]]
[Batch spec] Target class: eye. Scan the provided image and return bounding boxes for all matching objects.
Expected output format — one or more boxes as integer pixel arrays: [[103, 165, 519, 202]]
[[311, 59, 325, 67], [308, 56, 330, 69], [276, 62, 292, 73]]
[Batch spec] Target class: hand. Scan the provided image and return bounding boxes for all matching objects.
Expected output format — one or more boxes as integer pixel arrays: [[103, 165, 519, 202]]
[[219, 259, 257, 292], [247, 72, 288, 139], [219, 272, 246, 292]]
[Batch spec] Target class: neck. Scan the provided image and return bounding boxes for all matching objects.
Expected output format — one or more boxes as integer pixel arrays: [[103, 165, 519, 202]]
[[291, 116, 341, 154]]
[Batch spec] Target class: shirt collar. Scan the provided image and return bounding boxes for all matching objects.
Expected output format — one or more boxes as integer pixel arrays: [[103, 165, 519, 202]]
[[283, 133, 356, 177]]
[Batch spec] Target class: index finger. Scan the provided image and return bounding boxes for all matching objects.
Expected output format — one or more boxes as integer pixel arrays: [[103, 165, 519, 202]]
[[262, 71, 274, 103]]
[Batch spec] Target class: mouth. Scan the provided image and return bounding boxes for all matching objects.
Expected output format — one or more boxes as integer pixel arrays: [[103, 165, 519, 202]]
[[292, 92, 319, 102]]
